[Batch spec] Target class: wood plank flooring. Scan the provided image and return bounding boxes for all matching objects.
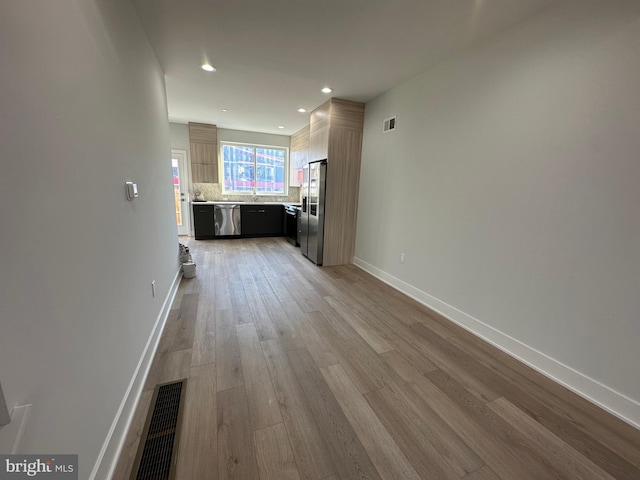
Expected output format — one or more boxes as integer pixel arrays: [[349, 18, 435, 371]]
[[113, 237, 640, 480]]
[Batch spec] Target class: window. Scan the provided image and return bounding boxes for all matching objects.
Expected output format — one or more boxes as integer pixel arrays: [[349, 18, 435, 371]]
[[221, 142, 288, 195]]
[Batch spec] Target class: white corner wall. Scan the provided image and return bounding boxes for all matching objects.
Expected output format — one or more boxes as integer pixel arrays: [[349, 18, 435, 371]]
[[355, 0, 640, 427], [0, 0, 180, 477], [169, 122, 191, 152]]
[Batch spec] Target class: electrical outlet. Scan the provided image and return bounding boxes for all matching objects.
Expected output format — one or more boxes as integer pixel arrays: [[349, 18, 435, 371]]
[[151, 280, 156, 298], [400, 253, 406, 264]]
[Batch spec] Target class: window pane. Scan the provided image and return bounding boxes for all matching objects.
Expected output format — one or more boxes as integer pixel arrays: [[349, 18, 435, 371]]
[[222, 144, 255, 193], [256, 147, 285, 194], [221, 143, 287, 195]]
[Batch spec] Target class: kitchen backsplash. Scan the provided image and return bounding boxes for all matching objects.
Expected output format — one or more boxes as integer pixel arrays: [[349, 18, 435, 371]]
[[193, 183, 301, 203]]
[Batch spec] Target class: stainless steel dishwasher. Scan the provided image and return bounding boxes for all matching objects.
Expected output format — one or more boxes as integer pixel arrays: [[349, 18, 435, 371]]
[[214, 204, 241, 236]]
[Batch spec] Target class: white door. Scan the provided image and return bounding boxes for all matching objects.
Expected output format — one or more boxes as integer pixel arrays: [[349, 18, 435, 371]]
[[172, 150, 190, 236]]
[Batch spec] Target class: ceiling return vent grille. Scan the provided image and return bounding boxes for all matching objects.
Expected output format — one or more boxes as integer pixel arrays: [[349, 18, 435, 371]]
[[130, 380, 187, 480], [383, 116, 396, 133]]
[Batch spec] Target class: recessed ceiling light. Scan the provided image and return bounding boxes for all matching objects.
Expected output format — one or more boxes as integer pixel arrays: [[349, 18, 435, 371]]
[[201, 64, 216, 72], [321, 87, 333, 93], [221, 108, 228, 112], [278, 125, 285, 129], [297, 108, 307, 113]]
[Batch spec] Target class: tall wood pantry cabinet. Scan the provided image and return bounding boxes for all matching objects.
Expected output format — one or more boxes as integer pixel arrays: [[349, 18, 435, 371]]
[[296, 98, 365, 266]]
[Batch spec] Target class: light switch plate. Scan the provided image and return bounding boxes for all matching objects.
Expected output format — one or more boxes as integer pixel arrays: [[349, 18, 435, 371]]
[[126, 182, 138, 200]]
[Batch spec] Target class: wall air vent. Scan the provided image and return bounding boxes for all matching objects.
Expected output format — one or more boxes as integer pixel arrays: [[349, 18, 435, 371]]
[[383, 116, 396, 133]]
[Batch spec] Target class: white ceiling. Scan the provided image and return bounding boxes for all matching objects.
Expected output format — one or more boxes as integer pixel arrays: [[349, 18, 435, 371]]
[[132, 0, 557, 136]]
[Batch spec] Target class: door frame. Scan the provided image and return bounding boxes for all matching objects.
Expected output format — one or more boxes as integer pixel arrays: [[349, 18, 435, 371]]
[[172, 149, 192, 236]]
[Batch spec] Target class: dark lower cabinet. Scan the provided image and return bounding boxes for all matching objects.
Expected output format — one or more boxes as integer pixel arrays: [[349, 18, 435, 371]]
[[193, 204, 215, 239], [240, 205, 283, 236], [193, 203, 284, 239]]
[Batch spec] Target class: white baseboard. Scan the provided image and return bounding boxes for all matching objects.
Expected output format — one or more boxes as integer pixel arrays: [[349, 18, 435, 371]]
[[89, 269, 182, 480], [353, 256, 640, 429]]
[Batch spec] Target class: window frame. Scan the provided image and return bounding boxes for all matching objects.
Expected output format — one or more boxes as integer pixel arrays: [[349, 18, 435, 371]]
[[219, 141, 289, 196]]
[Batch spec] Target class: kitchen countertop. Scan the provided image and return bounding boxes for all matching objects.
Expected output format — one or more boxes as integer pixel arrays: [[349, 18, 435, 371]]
[[192, 201, 300, 206]]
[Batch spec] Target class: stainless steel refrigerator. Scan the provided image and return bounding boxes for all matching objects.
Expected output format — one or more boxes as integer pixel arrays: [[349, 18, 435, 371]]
[[300, 159, 327, 265]]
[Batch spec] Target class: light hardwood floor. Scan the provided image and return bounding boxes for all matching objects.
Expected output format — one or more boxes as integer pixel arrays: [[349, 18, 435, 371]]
[[114, 237, 640, 480]]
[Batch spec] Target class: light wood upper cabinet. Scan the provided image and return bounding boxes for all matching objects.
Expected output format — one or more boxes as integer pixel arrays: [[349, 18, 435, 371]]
[[308, 98, 365, 266], [309, 101, 331, 162], [328, 99, 365, 131], [290, 125, 310, 186], [188, 122, 218, 183], [290, 125, 310, 153]]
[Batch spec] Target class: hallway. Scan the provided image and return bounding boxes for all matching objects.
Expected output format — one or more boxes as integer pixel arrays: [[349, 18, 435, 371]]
[[115, 237, 640, 479]]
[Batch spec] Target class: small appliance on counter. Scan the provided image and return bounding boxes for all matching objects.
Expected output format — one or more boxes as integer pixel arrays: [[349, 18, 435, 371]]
[[192, 191, 206, 202]]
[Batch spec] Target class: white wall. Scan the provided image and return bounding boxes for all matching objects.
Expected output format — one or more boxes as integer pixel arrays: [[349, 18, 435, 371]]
[[356, 0, 640, 426], [172, 123, 299, 202], [169, 123, 291, 151], [0, 0, 179, 477], [218, 128, 290, 148], [170, 122, 190, 152]]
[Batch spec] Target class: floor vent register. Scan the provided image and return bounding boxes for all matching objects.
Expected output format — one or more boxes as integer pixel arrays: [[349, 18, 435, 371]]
[[130, 380, 187, 480]]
